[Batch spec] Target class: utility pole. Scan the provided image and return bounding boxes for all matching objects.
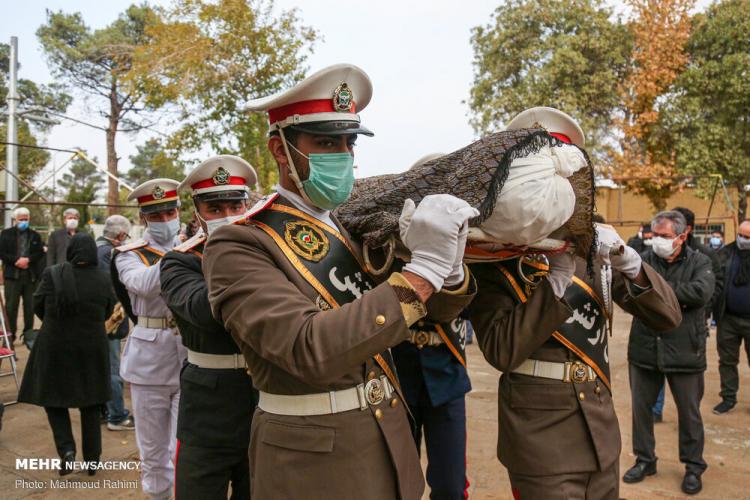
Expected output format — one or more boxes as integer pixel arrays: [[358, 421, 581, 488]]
[[4, 37, 19, 229]]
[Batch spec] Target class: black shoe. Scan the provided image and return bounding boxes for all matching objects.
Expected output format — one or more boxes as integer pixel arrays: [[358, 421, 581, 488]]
[[59, 451, 75, 477], [623, 461, 657, 483], [86, 458, 100, 476], [712, 400, 735, 415], [682, 472, 702, 495], [653, 412, 663, 423]]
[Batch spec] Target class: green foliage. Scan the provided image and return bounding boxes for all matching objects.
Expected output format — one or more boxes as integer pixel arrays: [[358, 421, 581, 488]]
[[131, 0, 317, 192], [468, 0, 632, 158], [57, 153, 105, 224], [126, 138, 184, 185], [0, 42, 71, 196], [36, 5, 164, 208], [656, 0, 750, 219]]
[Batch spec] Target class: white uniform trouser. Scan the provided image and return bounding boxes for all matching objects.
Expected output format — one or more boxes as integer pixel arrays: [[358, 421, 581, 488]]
[[131, 383, 180, 498]]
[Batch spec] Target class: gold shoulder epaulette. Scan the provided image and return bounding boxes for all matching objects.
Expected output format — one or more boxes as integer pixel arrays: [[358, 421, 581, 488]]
[[115, 239, 148, 253], [174, 232, 207, 253]]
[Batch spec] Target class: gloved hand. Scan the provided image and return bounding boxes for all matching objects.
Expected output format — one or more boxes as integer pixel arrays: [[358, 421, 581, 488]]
[[444, 221, 469, 287], [596, 224, 642, 279], [400, 195, 479, 291], [546, 251, 576, 299]]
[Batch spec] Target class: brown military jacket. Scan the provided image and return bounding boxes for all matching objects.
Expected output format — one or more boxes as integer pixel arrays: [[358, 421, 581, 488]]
[[468, 259, 680, 476], [204, 196, 475, 500]]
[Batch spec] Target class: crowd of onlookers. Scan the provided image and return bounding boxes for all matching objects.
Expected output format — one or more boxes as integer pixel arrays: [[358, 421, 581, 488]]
[[620, 206, 750, 491], [0, 208, 137, 475]]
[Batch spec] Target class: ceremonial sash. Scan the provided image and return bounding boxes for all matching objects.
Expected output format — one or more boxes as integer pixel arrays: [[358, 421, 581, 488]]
[[411, 319, 468, 367], [111, 245, 166, 324], [497, 258, 611, 390], [250, 203, 408, 405]]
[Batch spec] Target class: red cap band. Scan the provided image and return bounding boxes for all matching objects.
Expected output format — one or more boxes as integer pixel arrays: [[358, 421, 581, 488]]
[[268, 99, 356, 125], [191, 176, 247, 191], [549, 132, 572, 144], [137, 190, 178, 205]]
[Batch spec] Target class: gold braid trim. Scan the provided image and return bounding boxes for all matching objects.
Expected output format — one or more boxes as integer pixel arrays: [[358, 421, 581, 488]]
[[387, 272, 427, 327]]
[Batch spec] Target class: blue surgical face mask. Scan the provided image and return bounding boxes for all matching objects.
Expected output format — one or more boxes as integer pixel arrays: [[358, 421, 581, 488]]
[[287, 142, 355, 210], [148, 218, 180, 246], [17, 221, 29, 231], [709, 236, 722, 248], [737, 235, 750, 250]]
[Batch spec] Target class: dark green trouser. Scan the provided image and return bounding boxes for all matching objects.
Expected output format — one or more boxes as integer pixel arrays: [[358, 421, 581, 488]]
[[717, 313, 750, 404], [4, 270, 35, 338]]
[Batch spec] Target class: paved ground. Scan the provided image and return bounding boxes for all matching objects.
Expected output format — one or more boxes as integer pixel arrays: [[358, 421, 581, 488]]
[[0, 306, 747, 499]]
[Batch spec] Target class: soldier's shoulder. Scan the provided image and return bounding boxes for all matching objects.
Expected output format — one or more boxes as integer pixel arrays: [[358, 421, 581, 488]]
[[233, 192, 279, 225], [173, 232, 206, 253], [114, 239, 148, 254]]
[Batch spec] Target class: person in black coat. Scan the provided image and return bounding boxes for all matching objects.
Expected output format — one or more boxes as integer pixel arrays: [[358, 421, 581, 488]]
[[18, 233, 116, 476], [624, 211, 714, 495], [161, 156, 257, 500], [46, 207, 81, 267], [0, 207, 46, 344]]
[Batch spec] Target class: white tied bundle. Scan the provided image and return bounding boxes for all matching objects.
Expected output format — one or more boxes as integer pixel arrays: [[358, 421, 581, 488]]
[[478, 143, 588, 246]]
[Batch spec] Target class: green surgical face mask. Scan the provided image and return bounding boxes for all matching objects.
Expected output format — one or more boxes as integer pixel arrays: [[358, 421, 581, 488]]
[[286, 139, 355, 210]]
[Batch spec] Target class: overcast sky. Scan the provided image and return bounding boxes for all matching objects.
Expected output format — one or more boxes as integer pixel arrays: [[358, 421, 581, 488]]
[[2, 0, 711, 192]]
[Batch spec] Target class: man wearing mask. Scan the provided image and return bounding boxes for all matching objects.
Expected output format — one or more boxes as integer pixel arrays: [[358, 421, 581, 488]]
[[112, 179, 187, 500], [47, 207, 81, 266], [161, 156, 258, 500], [627, 223, 653, 254], [204, 64, 477, 499], [709, 230, 724, 251], [95, 215, 135, 432], [711, 220, 750, 415], [624, 210, 714, 495], [0, 207, 45, 347]]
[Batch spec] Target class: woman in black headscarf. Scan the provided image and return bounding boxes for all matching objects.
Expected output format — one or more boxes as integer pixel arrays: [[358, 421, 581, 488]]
[[19, 233, 116, 476]]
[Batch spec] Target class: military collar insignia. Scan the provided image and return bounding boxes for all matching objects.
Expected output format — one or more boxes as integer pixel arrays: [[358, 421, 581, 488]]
[[212, 166, 230, 185], [152, 185, 166, 200], [332, 82, 354, 112], [284, 220, 329, 262]]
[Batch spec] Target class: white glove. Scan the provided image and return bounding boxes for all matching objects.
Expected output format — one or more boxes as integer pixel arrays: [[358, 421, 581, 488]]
[[444, 221, 469, 287], [596, 224, 642, 279], [546, 252, 576, 299], [400, 195, 479, 291]]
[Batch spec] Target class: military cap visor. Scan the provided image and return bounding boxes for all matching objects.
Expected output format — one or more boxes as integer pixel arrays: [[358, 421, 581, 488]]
[[139, 199, 180, 215], [193, 189, 249, 203], [287, 121, 374, 137]]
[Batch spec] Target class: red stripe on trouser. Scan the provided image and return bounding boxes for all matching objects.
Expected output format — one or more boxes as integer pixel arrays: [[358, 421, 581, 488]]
[[464, 430, 470, 498], [174, 439, 181, 500], [512, 487, 521, 500]]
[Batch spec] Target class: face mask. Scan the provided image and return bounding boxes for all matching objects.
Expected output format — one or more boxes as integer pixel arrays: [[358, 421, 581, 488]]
[[17, 221, 29, 231], [148, 218, 180, 245], [709, 237, 722, 248], [65, 218, 79, 230], [737, 235, 750, 250], [651, 236, 678, 259], [197, 213, 244, 235], [287, 142, 355, 211], [643, 238, 652, 247]]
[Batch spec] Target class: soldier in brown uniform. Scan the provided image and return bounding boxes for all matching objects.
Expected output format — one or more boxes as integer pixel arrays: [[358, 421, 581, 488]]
[[203, 64, 478, 500], [467, 108, 682, 500]]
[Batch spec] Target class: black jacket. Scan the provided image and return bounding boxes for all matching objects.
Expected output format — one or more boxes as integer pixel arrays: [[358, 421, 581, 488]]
[[0, 226, 45, 281], [18, 264, 115, 408], [713, 241, 749, 321], [46, 227, 80, 267], [160, 245, 256, 449], [96, 237, 129, 338], [628, 246, 715, 372]]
